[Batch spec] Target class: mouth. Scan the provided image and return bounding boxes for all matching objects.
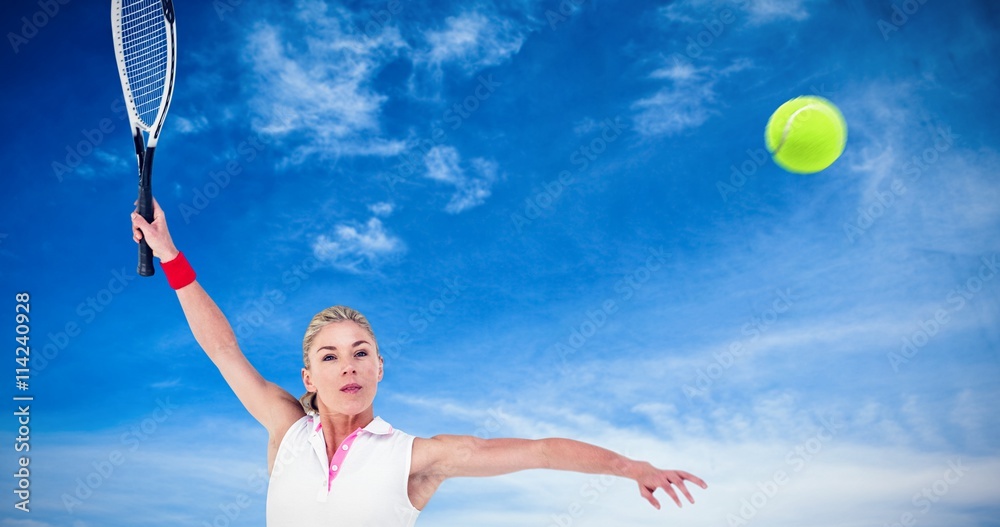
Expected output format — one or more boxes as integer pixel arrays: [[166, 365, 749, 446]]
[[340, 383, 362, 394]]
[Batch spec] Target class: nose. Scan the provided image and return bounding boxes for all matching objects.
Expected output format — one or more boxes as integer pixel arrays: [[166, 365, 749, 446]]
[[341, 361, 356, 375]]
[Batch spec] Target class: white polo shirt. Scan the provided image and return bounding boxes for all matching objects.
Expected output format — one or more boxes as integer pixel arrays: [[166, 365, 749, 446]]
[[266, 415, 421, 527]]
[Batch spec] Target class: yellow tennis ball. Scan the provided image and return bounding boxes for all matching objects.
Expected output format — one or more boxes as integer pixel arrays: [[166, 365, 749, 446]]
[[765, 96, 847, 174]]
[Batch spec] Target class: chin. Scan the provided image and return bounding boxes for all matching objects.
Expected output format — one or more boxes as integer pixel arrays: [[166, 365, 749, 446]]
[[338, 397, 374, 413]]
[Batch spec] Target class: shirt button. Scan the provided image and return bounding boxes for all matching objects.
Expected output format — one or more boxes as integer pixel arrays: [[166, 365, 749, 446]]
[[342, 444, 349, 450], [332, 465, 339, 471]]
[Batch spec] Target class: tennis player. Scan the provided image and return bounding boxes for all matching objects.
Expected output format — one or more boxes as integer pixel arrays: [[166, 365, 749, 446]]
[[131, 198, 707, 526]]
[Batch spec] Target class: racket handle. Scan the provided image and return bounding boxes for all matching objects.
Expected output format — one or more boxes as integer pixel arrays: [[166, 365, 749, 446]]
[[137, 185, 155, 277]]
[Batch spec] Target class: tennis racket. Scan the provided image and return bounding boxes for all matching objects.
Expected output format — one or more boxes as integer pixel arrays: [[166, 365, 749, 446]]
[[112, 0, 177, 277]]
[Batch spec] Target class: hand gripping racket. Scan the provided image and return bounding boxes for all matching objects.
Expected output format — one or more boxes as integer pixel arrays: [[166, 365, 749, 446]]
[[112, 0, 177, 276]]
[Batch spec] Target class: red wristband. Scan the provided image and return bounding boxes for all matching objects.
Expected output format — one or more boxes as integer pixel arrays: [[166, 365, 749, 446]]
[[160, 251, 196, 290]]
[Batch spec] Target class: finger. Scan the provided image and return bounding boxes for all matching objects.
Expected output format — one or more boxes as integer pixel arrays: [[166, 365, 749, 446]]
[[661, 484, 682, 508], [679, 471, 708, 489], [674, 479, 695, 504], [131, 211, 150, 228], [639, 484, 660, 510], [131, 212, 151, 238], [152, 197, 164, 220]]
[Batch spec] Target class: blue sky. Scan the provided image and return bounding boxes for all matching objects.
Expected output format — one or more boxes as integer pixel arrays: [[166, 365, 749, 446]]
[[2, 0, 999, 525]]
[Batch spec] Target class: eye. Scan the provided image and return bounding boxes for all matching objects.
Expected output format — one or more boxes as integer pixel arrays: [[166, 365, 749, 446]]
[[322, 354, 335, 362], [355, 350, 368, 357]]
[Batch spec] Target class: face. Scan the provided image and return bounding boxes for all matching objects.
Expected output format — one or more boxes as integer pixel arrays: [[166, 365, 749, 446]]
[[302, 321, 383, 416]]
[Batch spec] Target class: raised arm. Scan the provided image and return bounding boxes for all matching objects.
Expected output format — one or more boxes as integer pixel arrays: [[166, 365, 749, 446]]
[[131, 198, 304, 437], [411, 435, 706, 510]]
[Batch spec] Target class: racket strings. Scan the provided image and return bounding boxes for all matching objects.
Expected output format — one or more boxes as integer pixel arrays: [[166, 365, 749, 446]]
[[119, 0, 169, 128]]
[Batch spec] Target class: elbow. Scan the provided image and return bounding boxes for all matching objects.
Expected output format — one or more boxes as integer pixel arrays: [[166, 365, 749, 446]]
[[535, 438, 553, 470], [209, 338, 241, 357], [204, 341, 245, 370]]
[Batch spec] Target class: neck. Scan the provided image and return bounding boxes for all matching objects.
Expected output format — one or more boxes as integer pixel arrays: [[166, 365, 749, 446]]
[[317, 407, 375, 444]]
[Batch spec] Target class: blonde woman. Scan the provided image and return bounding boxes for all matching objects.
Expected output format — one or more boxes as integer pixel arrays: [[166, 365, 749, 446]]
[[131, 199, 707, 526]]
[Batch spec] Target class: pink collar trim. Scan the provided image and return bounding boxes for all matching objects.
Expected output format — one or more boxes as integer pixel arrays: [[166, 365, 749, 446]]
[[309, 416, 394, 490]]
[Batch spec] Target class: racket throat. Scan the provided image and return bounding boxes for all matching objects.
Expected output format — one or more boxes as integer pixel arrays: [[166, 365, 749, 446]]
[[139, 146, 156, 185]]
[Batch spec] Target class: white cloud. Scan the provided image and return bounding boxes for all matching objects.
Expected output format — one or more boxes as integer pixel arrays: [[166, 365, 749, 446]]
[[368, 201, 395, 217], [949, 389, 996, 451], [640, 0, 804, 138], [406, 7, 531, 98], [424, 144, 464, 184], [452, 158, 499, 213], [659, 0, 814, 26], [657, 3, 698, 25], [173, 115, 209, 134], [632, 53, 755, 137], [419, 11, 528, 74], [423, 145, 499, 214], [632, 80, 716, 136], [149, 377, 182, 389], [312, 217, 406, 272], [392, 394, 1000, 527], [64, 148, 131, 181], [649, 59, 701, 82], [901, 394, 948, 448], [571, 117, 601, 135], [631, 53, 728, 136], [744, 0, 813, 23], [28, 418, 269, 527], [46, 421, 1000, 527], [95, 149, 130, 173], [841, 81, 1000, 254], [0, 520, 58, 527], [243, 1, 407, 164]]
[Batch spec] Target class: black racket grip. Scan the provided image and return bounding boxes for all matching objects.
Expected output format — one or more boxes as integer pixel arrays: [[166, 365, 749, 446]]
[[137, 185, 155, 277]]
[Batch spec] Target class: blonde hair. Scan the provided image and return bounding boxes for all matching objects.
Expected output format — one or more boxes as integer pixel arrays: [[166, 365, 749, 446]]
[[298, 305, 380, 414]]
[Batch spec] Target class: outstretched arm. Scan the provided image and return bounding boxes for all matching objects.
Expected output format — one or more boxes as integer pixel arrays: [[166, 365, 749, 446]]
[[412, 435, 706, 509], [131, 199, 304, 436]]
